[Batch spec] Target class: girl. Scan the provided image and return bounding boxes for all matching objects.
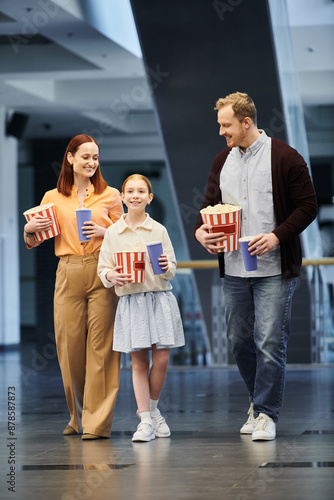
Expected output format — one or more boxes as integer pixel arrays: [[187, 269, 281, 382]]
[[24, 134, 123, 440], [98, 174, 185, 442]]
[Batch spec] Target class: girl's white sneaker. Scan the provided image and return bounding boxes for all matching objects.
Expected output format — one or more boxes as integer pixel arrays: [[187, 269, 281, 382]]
[[151, 409, 171, 438], [132, 422, 155, 442]]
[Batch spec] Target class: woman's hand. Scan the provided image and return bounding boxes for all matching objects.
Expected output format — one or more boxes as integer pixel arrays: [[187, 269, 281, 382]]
[[106, 266, 132, 286], [158, 254, 169, 272], [81, 221, 106, 238], [25, 215, 52, 234]]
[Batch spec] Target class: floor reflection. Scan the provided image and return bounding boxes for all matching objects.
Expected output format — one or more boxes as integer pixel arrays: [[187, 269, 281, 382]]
[[0, 345, 333, 500]]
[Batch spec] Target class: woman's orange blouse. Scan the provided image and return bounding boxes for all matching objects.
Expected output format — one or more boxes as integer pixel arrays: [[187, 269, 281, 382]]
[[30, 184, 123, 256]]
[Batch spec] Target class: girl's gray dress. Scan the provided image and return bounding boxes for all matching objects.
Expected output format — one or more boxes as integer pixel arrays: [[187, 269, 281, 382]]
[[113, 290, 184, 353]]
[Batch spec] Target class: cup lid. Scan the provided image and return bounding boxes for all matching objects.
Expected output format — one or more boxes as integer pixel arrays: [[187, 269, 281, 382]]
[[146, 241, 162, 246], [239, 236, 256, 242]]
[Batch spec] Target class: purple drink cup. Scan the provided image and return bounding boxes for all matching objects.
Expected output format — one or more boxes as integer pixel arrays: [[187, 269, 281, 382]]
[[146, 242, 164, 275], [239, 236, 257, 271], [76, 208, 92, 241]]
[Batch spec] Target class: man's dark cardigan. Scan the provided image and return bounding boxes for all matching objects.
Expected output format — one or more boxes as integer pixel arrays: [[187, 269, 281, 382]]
[[194, 138, 318, 279]]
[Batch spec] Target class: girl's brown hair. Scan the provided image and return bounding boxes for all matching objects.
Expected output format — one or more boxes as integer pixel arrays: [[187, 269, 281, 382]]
[[57, 134, 107, 196], [121, 174, 152, 194]]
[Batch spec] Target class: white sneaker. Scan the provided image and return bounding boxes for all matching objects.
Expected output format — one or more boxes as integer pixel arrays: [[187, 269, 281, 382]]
[[151, 409, 171, 438], [252, 413, 276, 441], [240, 403, 257, 434], [132, 422, 155, 442]]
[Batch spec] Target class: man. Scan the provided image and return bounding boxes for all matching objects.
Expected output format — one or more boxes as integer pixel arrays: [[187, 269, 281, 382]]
[[194, 92, 317, 440]]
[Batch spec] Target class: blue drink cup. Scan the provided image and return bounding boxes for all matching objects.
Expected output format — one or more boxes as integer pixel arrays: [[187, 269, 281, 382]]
[[76, 208, 92, 242], [239, 236, 257, 271], [146, 242, 164, 275]]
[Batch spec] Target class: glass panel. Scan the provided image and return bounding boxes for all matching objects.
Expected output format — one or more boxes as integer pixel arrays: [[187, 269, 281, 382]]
[[268, 0, 334, 362]]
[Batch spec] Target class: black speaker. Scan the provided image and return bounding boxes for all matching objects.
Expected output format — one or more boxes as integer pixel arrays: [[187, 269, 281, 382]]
[[6, 112, 29, 139]]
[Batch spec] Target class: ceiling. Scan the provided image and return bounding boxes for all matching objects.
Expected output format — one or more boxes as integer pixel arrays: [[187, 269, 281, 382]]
[[0, 0, 333, 158], [0, 0, 153, 140], [286, 0, 334, 158]]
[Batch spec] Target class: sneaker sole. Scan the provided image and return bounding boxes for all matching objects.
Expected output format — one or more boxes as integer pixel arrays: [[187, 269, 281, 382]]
[[252, 434, 276, 441], [132, 434, 155, 442], [154, 431, 171, 438]]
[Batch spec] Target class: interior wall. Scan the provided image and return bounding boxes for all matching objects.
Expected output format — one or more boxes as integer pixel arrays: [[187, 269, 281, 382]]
[[30, 139, 68, 349], [0, 108, 20, 346]]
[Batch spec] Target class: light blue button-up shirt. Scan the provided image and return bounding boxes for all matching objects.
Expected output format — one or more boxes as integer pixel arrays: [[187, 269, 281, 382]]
[[220, 130, 281, 277]]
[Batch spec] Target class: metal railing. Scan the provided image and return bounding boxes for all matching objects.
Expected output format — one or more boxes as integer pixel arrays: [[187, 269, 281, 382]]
[[177, 257, 334, 365], [177, 257, 334, 269]]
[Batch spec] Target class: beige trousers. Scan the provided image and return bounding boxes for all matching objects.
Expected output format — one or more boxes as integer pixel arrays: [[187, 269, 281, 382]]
[[54, 252, 120, 437]]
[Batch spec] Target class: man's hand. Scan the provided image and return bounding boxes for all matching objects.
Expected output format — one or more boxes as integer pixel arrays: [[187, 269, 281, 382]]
[[195, 224, 227, 255], [248, 233, 280, 256]]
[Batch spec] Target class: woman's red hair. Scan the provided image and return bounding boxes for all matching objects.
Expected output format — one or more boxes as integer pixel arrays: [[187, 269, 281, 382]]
[[57, 134, 108, 196]]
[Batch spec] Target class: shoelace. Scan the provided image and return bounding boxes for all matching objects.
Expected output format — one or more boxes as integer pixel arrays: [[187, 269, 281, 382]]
[[246, 405, 256, 424], [152, 410, 166, 427], [246, 413, 256, 425], [255, 415, 269, 431]]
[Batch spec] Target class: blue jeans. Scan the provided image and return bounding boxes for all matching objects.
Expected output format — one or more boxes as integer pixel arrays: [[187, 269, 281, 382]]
[[223, 275, 297, 422]]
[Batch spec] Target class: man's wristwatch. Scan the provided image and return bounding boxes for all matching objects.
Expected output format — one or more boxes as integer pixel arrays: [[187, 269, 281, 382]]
[[25, 231, 34, 238]]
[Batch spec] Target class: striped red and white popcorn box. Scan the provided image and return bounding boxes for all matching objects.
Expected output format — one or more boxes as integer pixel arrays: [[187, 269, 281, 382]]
[[23, 203, 60, 242], [114, 251, 146, 283], [200, 207, 241, 252]]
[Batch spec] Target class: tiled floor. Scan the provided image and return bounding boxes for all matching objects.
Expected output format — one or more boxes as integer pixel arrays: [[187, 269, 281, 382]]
[[0, 343, 333, 500]]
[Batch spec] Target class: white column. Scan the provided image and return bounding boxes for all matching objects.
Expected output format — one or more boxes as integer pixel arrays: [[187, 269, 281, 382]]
[[0, 107, 20, 345]]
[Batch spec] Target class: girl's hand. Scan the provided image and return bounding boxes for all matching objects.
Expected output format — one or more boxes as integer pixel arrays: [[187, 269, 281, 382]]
[[106, 266, 132, 286], [82, 221, 106, 238], [25, 215, 52, 234], [158, 254, 169, 272]]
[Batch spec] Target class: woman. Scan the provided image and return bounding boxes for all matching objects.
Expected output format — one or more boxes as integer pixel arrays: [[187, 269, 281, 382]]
[[24, 134, 123, 440]]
